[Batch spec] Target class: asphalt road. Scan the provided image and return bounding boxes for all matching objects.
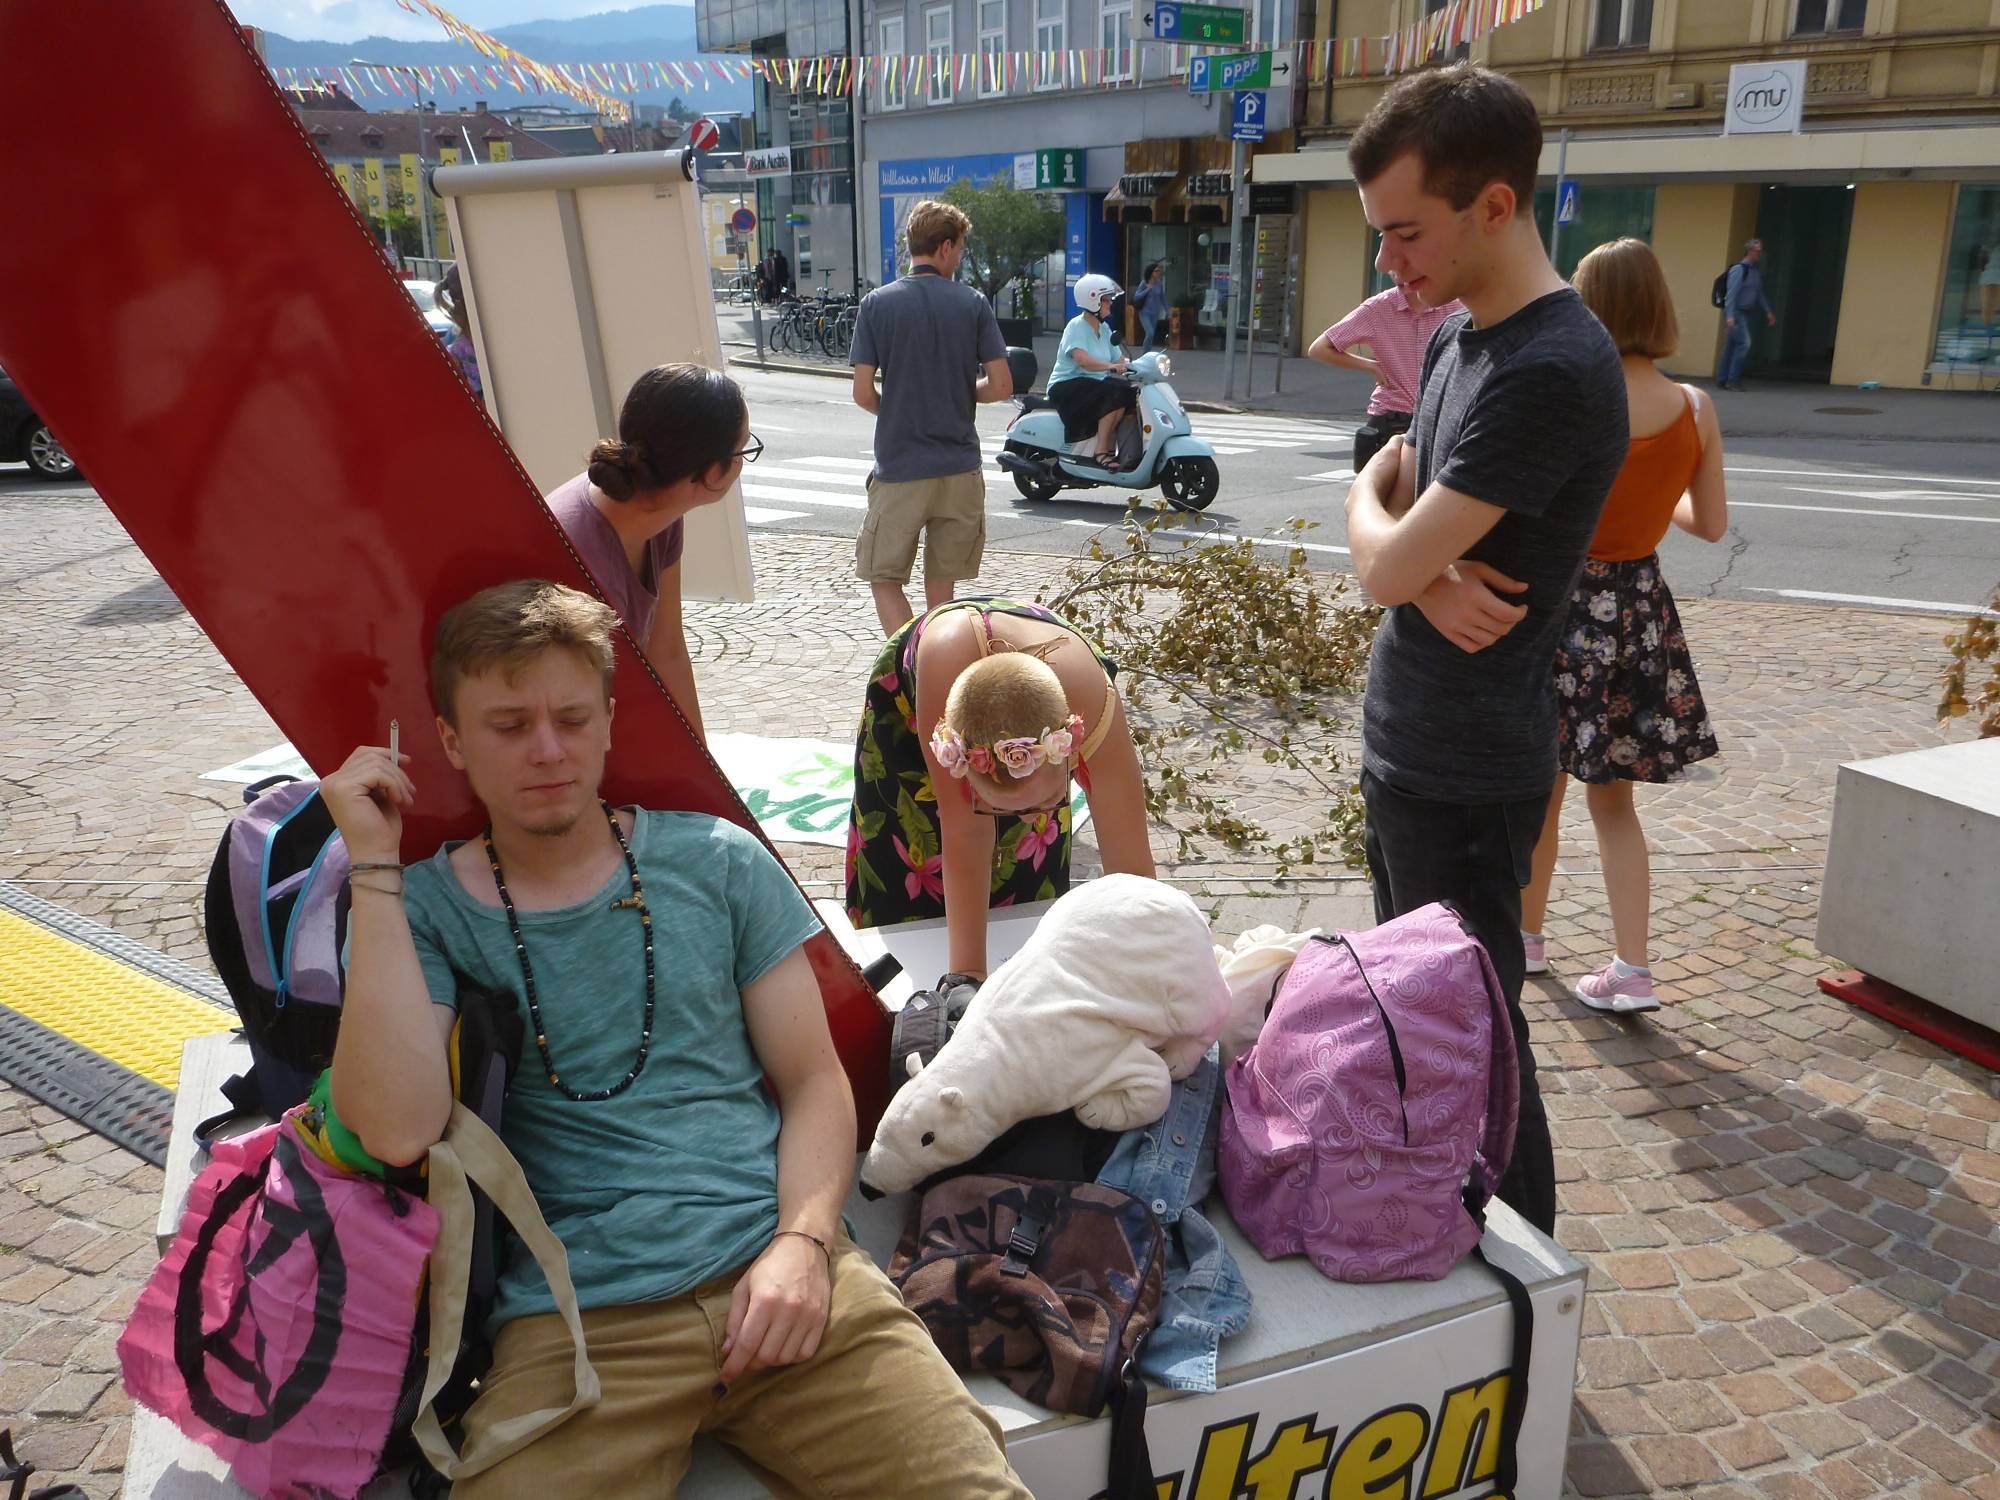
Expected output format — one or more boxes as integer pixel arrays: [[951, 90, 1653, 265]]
[[5, 363, 1995, 614]]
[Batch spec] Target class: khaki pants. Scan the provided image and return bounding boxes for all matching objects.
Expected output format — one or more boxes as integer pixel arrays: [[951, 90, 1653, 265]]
[[452, 1234, 1029, 1499], [854, 469, 986, 585]]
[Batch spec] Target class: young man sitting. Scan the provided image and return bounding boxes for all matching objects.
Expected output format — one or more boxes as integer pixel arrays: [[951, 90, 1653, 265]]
[[321, 579, 1028, 1497]]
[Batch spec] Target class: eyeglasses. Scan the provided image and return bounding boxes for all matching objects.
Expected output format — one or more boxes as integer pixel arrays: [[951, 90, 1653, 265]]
[[735, 433, 764, 464]]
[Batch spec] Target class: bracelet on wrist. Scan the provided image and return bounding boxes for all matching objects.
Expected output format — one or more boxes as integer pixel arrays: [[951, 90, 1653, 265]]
[[350, 860, 403, 874], [349, 872, 405, 896], [772, 1228, 831, 1264]]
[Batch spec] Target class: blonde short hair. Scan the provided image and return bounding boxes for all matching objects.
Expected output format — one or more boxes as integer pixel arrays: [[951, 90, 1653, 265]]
[[430, 579, 618, 724], [905, 200, 971, 259], [944, 653, 1074, 794], [1573, 237, 1679, 359]]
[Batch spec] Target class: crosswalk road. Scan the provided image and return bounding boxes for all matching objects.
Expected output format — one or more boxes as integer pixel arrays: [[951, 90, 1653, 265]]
[[741, 412, 1357, 532]]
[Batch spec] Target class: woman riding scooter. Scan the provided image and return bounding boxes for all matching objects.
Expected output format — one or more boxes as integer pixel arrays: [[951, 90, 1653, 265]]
[[1047, 274, 1140, 469]]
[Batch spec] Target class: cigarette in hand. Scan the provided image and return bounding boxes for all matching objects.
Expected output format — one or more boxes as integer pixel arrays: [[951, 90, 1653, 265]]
[[390, 718, 399, 763]]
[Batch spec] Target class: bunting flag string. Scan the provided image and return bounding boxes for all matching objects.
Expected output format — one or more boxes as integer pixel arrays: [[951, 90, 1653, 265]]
[[287, 0, 1548, 113]]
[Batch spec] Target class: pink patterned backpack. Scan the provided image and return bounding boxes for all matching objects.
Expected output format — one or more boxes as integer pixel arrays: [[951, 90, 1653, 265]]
[[1218, 902, 1519, 1281]]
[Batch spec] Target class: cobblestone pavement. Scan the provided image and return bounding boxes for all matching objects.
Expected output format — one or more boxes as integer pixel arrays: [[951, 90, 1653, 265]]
[[2, 494, 1995, 1497]]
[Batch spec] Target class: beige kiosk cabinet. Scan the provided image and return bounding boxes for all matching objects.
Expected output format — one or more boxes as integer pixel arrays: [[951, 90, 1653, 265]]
[[432, 151, 755, 604], [134, 900, 1587, 1500]]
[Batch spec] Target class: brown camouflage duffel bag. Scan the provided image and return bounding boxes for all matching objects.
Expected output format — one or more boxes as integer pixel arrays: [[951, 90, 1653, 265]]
[[890, 1174, 1164, 1498]]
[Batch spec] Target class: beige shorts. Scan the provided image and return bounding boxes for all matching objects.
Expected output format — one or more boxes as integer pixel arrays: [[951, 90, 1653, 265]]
[[451, 1233, 1028, 1498], [855, 468, 986, 585]]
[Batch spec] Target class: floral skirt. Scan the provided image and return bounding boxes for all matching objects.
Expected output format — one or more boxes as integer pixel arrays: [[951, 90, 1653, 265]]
[[843, 619, 1079, 930], [1554, 555, 1720, 784]]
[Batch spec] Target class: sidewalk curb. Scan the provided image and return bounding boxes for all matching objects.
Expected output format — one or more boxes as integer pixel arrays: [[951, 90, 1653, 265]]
[[726, 352, 850, 380]]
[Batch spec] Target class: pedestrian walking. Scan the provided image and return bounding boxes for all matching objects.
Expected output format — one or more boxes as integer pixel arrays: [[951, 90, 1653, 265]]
[[1306, 282, 1463, 471], [850, 200, 1014, 635], [1716, 238, 1776, 391], [437, 263, 480, 396], [1131, 262, 1167, 350], [1520, 239, 1728, 1013], [1341, 62, 1630, 1235], [545, 363, 761, 741]]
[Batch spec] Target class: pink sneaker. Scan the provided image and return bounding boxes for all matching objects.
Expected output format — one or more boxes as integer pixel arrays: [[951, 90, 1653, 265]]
[[1575, 963, 1660, 1014], [1523, 933, 1548, 975]]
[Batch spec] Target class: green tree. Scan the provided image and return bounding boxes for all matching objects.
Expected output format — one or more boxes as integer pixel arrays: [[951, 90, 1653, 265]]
[[939, 174, 1065, 311]]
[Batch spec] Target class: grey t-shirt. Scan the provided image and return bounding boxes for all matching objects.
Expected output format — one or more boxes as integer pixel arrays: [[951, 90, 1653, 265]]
[[850, 267, 1007, 483], [1360, 288, 1628, 803]]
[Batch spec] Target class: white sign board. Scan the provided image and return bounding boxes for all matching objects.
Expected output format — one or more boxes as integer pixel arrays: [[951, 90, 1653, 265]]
[[435, 153, 755, 603], [1723, 59, 1806, 135], [1013, 152, 1037, 190], [746, 145, 791, 176]]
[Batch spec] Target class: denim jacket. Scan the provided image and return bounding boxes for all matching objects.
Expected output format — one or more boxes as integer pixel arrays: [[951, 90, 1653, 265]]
[[1095, 1049, 1252, 1393]]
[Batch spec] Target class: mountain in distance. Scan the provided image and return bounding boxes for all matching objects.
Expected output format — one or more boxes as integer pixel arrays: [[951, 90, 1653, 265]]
[[260, 4, 753, 115]]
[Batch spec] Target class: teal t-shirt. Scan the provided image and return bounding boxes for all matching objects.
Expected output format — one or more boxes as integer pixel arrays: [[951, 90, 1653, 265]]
[[402, 810, 822, 1329], [1049, 312, 1116, 386]]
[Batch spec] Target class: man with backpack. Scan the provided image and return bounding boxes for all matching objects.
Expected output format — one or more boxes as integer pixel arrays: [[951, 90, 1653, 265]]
[[1340, 63, 1629, 1236], [317, 579, 1029, 1496], [1715, 238, 1776, 391]]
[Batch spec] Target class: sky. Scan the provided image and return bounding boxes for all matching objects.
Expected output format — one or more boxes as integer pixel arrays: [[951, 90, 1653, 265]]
[[231, 0, 685, 41]]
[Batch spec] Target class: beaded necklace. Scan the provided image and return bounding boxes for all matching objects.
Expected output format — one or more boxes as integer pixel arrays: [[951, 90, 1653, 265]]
[[481, 800, 653, 1102]]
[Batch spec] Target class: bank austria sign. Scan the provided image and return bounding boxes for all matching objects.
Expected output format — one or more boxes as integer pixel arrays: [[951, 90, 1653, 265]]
[[1723, 59, 1806, 135]]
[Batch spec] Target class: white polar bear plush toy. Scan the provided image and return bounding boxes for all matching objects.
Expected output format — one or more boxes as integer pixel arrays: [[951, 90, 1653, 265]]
[[860, 874, 1231, 1195]]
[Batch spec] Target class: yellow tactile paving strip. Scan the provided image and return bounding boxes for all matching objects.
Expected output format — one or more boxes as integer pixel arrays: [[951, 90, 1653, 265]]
[[0, 910, 232, 1089]]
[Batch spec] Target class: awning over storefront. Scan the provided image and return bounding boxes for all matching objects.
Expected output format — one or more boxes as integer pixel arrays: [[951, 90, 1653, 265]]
[[1106, 170, 1188, 221]]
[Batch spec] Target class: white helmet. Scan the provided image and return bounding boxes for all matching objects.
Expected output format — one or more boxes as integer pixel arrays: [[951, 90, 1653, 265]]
[[1073, 273, 1122, 314]]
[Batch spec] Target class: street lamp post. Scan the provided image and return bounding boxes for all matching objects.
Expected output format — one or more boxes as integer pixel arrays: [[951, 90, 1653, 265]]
[[351, 57, 436, 266]]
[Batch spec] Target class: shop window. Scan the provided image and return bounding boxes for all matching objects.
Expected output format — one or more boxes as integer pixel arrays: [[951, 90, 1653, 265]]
[[1102, 0, 1135, 83], [925, 5, 954, 104], [1794, 0, 1866, 33], [1929, 185, 2000, 375], [1531, 185, 1656, 282], [1591, 0, 1653, 50], [979, 0, 1007, 97], [1034, 0, 1066, 91], [879, 13, 906, 111]]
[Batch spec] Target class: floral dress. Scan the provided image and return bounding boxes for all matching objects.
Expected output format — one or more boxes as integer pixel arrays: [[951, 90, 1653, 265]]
[[844, 598, 1115, 929], [1554, 391, 1720, 784]]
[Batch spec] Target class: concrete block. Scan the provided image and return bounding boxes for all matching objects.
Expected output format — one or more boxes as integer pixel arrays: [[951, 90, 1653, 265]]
[[1817, 739, 2000, 1028]]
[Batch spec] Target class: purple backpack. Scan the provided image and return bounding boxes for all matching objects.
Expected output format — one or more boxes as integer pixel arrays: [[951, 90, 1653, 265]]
[[204, 776, 353, 1121], [1218, 901, 1517, 1279], [1218, 902, 1533, 1492]]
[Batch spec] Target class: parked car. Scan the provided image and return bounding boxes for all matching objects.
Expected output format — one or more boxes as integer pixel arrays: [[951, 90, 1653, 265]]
[[0, 366, 77, 480], [404, 278, 456, 342]]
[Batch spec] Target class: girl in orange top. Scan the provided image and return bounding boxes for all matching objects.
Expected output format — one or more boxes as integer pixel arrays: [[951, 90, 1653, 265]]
[[1521, 239, 1729, 1014]]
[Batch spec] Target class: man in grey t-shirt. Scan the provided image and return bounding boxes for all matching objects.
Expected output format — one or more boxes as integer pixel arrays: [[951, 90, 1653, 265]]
[[850, 199, 1012, 635], [1341, 64, 1629, 1236]]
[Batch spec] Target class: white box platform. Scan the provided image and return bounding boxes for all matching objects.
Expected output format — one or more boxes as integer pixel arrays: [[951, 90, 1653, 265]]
[[1818, 738, 2000, 1031], [130, 900, 1586, 1500]]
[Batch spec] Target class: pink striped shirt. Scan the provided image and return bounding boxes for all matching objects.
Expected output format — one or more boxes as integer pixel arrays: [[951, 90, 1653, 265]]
[[1324, 286, 1465, 417]]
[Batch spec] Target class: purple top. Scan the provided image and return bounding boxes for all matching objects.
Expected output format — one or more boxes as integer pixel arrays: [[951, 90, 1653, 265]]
[[544, 472, 686, 646]]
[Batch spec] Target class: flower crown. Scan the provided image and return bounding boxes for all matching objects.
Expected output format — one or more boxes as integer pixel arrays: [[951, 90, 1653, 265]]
[[930, 714, 1084, 780]]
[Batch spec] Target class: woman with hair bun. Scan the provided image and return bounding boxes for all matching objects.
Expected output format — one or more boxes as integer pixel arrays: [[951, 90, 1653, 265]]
[[544, 362, 762, 739]]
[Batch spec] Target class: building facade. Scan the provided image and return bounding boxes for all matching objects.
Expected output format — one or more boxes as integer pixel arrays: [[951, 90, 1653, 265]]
[[697, 0, 862, 293], [1266, 0, 2000, 388], [857, 0, 1298, 334], [292, 94, 563, 261]]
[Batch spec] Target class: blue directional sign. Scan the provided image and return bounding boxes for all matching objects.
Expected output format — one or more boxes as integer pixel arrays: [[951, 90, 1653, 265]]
[[1231, 89, 1267, 142], [1556, 179, 1581, 224]]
